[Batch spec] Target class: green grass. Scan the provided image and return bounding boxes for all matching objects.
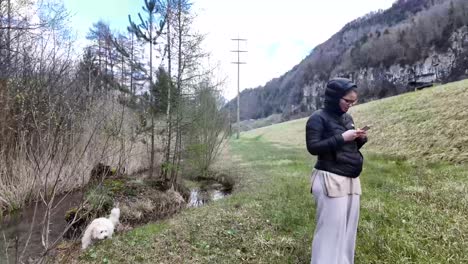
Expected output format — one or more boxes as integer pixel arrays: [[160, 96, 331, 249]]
[[74, 138, 468, 263], [72, 79, 468, 263], [80, 224, 167, 263], [74, 137, 316, 263]]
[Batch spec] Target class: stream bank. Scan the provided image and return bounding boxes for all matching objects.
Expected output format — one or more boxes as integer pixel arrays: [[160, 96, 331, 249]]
[[0, 171, 234, 263]]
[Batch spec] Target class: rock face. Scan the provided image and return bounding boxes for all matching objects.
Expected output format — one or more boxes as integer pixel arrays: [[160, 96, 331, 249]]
[[226, 0, 468, 121], [302, 27, 468, 110], [359, 28, 466, 93]]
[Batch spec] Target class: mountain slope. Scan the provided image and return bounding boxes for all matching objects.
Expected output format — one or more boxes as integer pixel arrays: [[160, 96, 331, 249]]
[[227, 0, 468, 121]]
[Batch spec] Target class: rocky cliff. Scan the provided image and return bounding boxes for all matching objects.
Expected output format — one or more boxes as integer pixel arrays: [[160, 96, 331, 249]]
[[226, 0, 468, 121]]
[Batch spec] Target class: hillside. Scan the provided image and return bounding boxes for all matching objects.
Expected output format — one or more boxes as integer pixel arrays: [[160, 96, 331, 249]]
[[243, 79, 468, 164], [227, 0, 468, 122]]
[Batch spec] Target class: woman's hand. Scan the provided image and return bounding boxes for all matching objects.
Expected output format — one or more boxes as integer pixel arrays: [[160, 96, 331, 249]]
[[342, 130, 359, 142], [356, 129, 367, 139], [342, 129, 367, 142]]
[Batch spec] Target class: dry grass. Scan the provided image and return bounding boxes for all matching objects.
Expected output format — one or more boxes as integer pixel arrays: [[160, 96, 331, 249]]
[[0, 97, 165, 213], [119, 189, 186, 223], [241, 118, 306, 148], [351, 79, 468, 163], [0, 148, 92, 212]]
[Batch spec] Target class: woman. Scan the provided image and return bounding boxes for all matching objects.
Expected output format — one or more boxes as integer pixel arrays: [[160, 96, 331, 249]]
[[305, 78, 367, 264]]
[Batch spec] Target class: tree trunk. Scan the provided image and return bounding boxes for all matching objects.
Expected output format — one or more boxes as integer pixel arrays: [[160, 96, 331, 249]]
[[149, 13, 155, 178], [172, 0, 184, 182], [7, 0, 11, 67], [164, 4, 172, 181], [130, 34, 134, 95]]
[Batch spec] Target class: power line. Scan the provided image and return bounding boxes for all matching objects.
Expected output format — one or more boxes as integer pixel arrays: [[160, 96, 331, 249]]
[[231, 38, 247, 140]]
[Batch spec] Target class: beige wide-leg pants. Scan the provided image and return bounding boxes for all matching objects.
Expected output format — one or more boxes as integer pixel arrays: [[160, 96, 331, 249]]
[[310, 172, 360, 264]]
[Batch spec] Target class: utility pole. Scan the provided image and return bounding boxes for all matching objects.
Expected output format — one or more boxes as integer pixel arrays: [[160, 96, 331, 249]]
[[231, 38, 247, 139]]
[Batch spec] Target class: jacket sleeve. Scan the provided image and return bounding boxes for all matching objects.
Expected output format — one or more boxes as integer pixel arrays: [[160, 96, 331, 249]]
[[306, 114, 345, 156], [356, 137, 367, 149]]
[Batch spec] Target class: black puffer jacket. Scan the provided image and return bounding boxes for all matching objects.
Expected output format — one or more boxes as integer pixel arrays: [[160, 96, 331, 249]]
[[305, 78, 367, 178]]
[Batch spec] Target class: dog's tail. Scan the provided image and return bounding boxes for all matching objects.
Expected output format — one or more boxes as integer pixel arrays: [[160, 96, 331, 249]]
[[109, 207, 120, 226]]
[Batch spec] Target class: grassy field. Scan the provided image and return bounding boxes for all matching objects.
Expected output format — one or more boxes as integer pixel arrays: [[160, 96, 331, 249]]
[[72, 80, 468, 263], [246, 80, 468, 163]]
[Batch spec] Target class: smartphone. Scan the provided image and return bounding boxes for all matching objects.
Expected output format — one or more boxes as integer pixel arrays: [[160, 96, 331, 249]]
[[361, 125, 371, 131]]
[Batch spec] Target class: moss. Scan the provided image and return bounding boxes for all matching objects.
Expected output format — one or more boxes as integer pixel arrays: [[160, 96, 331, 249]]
[[183, 179, 201, 189], [85, 186, 114, 213], [214, 172, 235, 192], [64, 207, 78, 222], [103, 179, 125, 194], [146, 178, 177, 191], [121, 185, 139, 197]]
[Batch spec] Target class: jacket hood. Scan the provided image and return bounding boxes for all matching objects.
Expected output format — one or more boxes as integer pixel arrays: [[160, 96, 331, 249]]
[[324, 78, 357, 115]]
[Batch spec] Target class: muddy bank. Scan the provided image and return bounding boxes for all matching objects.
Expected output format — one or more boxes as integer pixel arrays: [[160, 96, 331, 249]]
[[0, 177, 189, 263], [0, 172, 235, 263]]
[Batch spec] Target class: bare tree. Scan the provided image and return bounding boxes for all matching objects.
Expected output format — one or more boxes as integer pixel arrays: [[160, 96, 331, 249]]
[[164, 0, 208, 184], [186, 80, 229, 178], [0, 1, 141, 262]]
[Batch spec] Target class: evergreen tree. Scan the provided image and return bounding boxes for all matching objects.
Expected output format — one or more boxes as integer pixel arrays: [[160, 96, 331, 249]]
[[128, 0, 166, 178]]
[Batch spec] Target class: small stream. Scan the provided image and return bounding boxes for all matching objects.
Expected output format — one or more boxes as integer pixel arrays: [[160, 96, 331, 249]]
[[0, 192, 83, 263], [0, 180, 231, 263], [188, 181, 231, 207], [188, 189, 227, 207]]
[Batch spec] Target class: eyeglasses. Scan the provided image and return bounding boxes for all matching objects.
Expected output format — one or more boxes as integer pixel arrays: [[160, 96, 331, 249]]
[[341, 97, 357, 106]]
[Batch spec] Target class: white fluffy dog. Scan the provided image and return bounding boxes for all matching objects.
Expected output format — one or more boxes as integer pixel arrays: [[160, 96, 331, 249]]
[[81, 208, 120, 250]]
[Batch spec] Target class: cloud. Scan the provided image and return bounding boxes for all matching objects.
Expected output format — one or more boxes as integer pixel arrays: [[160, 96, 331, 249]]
[[192, 0, 395, 100]]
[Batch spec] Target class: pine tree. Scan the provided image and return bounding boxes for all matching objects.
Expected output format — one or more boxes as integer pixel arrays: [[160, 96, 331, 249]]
[[128, 0, 166, 178]]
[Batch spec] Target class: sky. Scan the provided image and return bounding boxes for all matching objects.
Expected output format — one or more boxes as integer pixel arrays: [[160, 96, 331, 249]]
[[63, 0, 396, 100]]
